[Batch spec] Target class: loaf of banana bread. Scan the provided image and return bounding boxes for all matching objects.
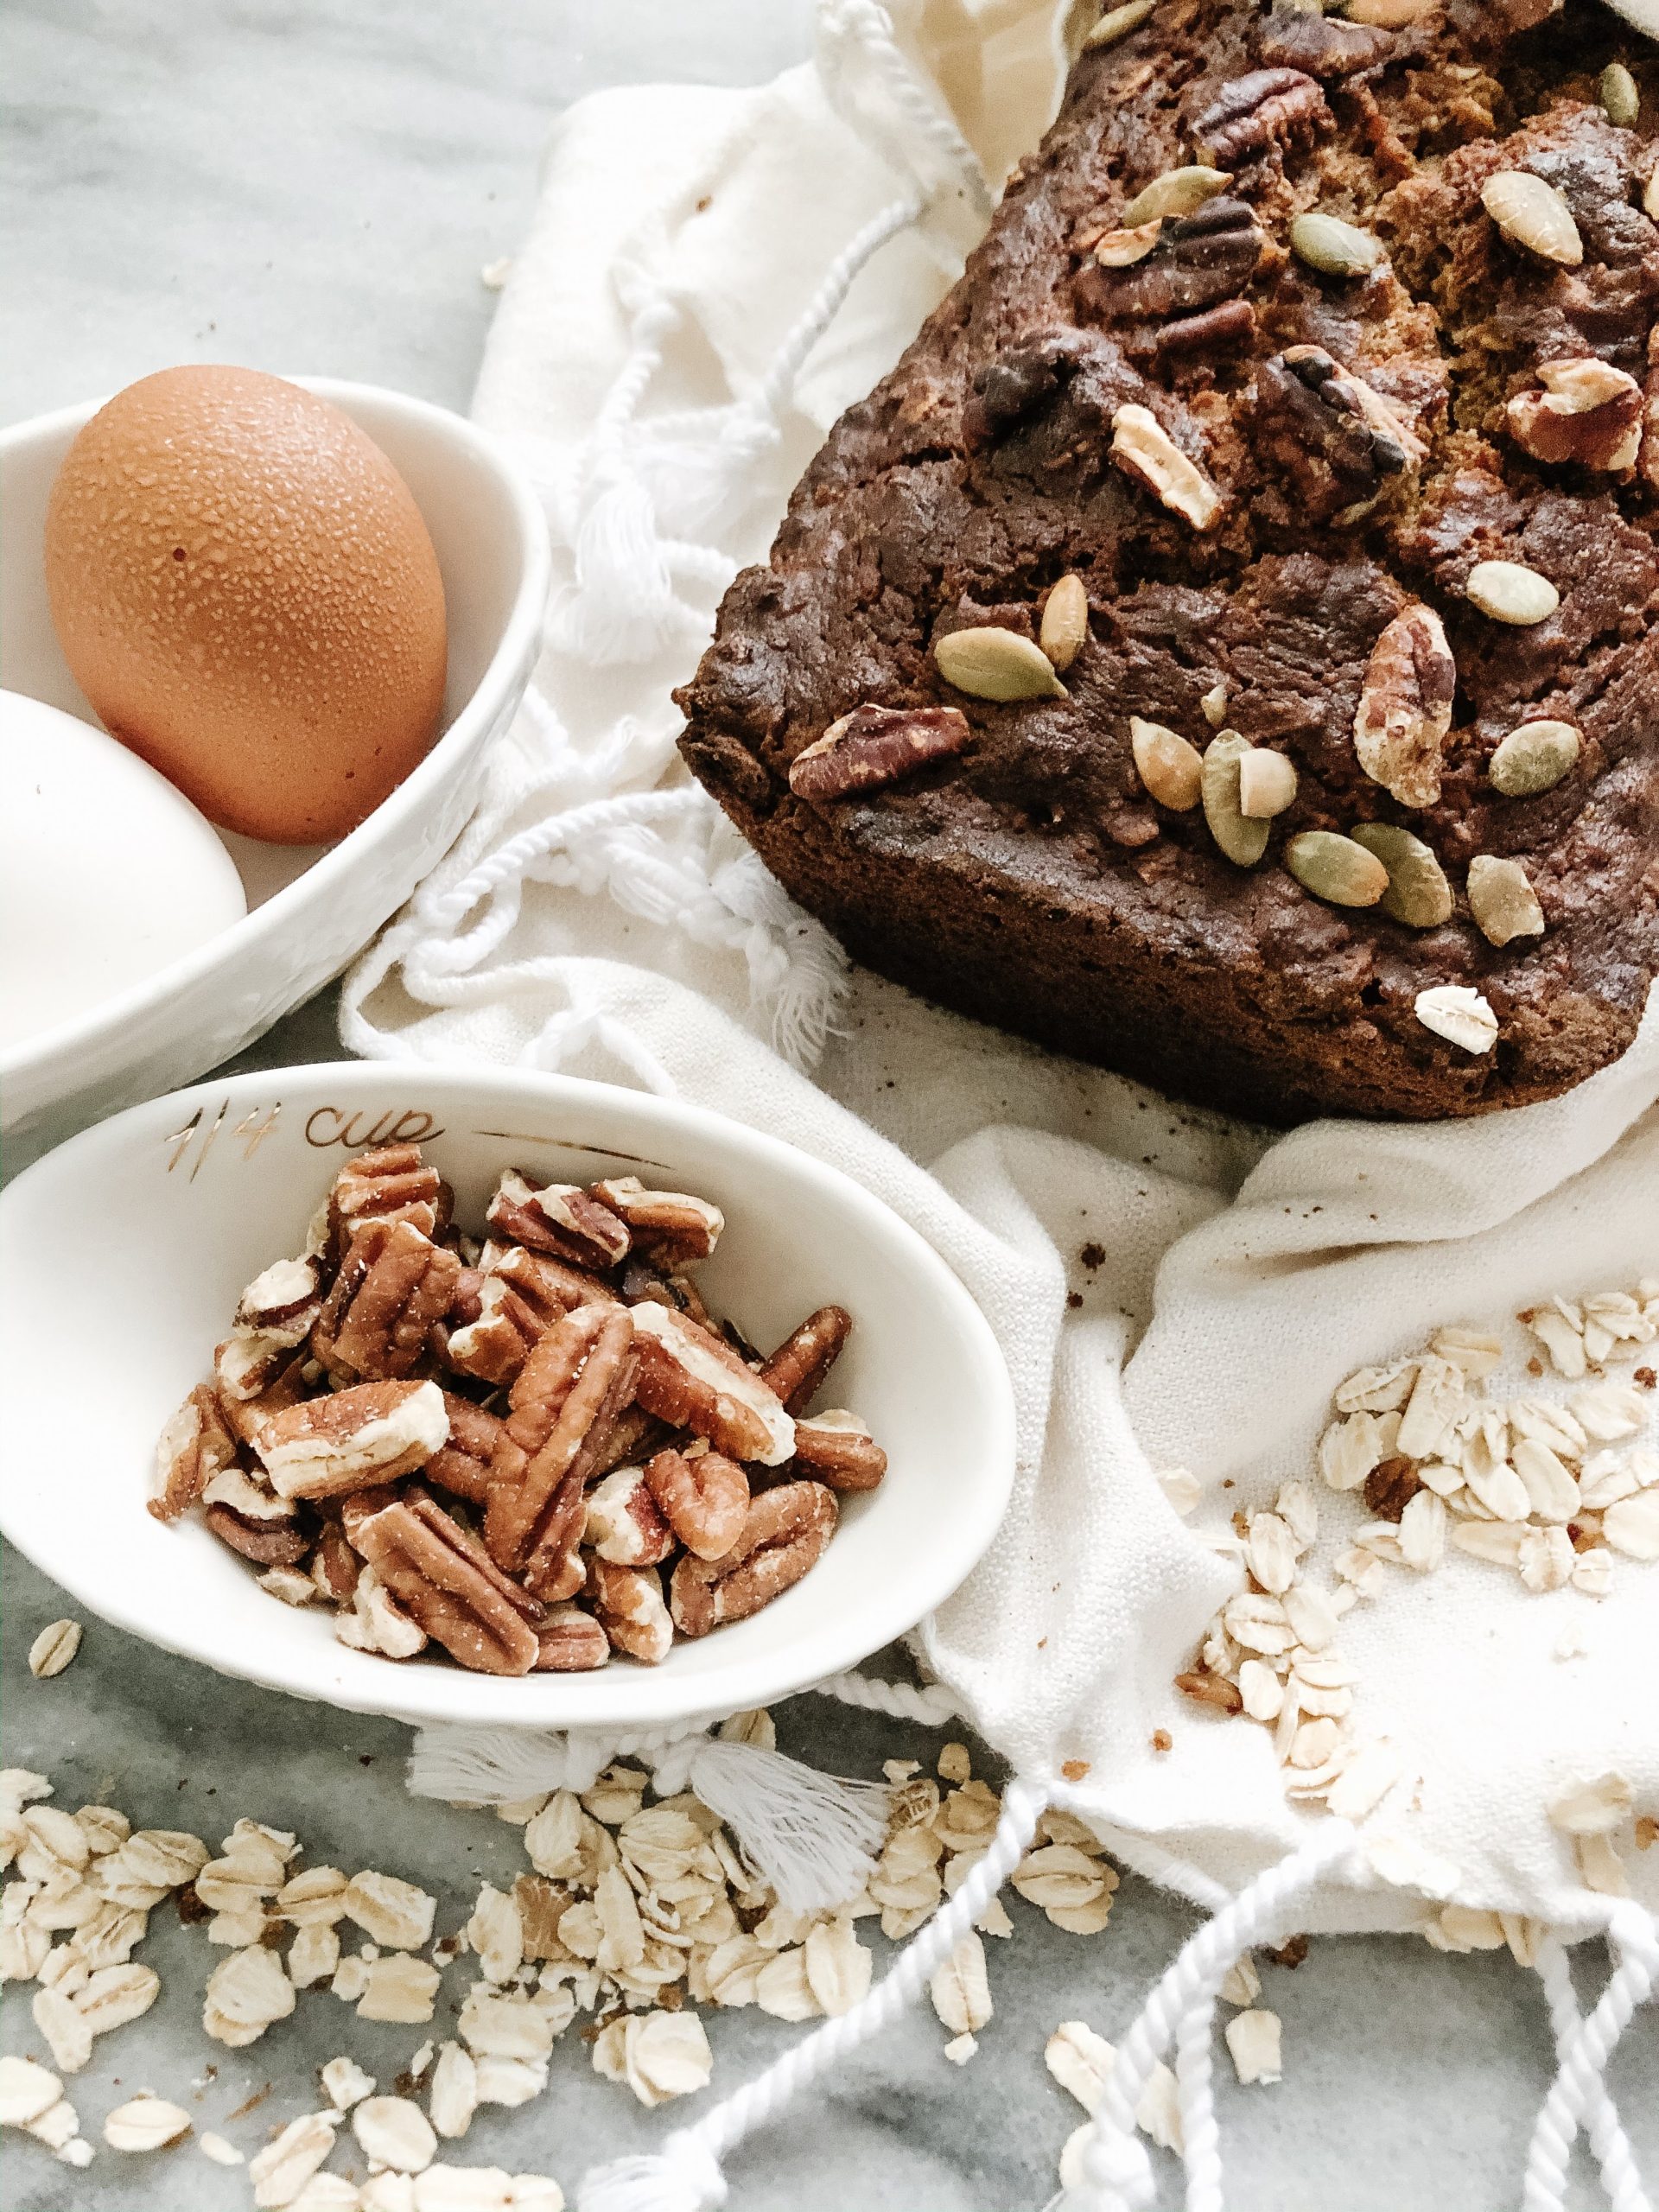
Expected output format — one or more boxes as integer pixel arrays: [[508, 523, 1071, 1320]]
[[677, 0, 1659, 1123]]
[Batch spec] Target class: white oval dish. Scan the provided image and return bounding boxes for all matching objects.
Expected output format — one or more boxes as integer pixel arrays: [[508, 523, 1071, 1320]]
[[0, 379, 550, 1153], [0, 1063, 1016, 1730]]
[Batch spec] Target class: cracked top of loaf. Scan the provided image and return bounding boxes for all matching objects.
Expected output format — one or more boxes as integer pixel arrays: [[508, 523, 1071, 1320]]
[[677, 0, 1659, 1124]]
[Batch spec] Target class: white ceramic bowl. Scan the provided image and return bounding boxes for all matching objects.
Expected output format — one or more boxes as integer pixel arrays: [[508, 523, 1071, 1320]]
[[0, 1064, 1015, 1729], [0, 379, 550, 1150]]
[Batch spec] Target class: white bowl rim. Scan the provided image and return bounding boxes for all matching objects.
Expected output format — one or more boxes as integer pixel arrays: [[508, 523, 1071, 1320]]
[[0, 378, 550, 1082], [0, 1061, 1018, 1729]]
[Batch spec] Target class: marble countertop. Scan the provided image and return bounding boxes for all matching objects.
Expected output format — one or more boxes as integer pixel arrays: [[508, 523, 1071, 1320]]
[[3, 5, 1654, 2207]]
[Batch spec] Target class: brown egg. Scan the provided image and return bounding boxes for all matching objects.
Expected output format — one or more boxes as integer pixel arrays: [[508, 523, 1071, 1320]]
[[44, 365, 447, 844]]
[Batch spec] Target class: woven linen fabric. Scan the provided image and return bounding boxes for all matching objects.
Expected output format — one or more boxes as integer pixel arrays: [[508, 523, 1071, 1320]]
[[348, 0, 1659, 1934]]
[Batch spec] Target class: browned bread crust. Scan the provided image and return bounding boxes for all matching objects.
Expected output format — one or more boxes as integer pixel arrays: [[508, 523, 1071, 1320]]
[[677, 0, 1659, 1123]]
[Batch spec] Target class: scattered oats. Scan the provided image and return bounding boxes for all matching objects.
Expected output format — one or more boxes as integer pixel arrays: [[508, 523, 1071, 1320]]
[[621, 2010, 714, 2107], [344, 1872, 436, 1951], [290, 1923, 342, 1989], [582, 1767, 649, 1827], [322, 2056, 378, 2111], [803, 1916, 872, 2017], [1157, 1466, 1202, 1516], [459, 1990, 554, 2062], [24, 2096, 79, 2149], [523, 1795, 584, 1881], [1046, 2019, 1116, 2113], [1245, 1510, 1299, 1595], [1547, 1771, 1633, 1837], [1414, 985, 1497, 1056], [1432, 1325, 1503, 1382], [1477, 1915, 1529, 1970], [289, 2178, 360, 2211], [1325, 1739, 1402, 1821], [507, 2181, 564, 2212], [943, 2032, 978, 2064], [249, 2112, 338, 2209], [1137, 2058, 1184, 2153], [1237, 1660, 1285, 1724], [354, 2095, 436, 2175], [1452, 1519, 1527, 1567], [474, 2056, 548, 2108], [754, 1945, 820, 2022], [32, 1986, 93, 2072], [0, 1770, 52, 1815], [103, 2094, 191, 2151], [1604, 1491, 1659, 1560], [1577, 1832, 1630, 1897], [1218, 1953, 1261, 2007], [930, 1932, 993, 2036], [279, 1866, 349, 1926], [362, 2176, 416, 2212], [1572, 1549, 1616, 1598], [0, 2053, 62, 2127], [717, 1708, 776, 1751], [28, 1620, 83, 1679], [1320, 1413, 1387, 1491], [467, 1886, 524, 1985], [358, 1955, 442, 2024], [1282, 1582, 1340, 1652], [200, 2132, 245, 2165], [57, 2132, 95, 2168], [1398, 1488, 1447, 1572], [1224, 2007, 1282, 2085], [1517, 1524, 1575, 1593], [938, 1742, 973, 1784], [1523, 1304, 1588, 1379], [429, 2043, 478, 2139], [1434, 1905, 1506, 1952], [1363, 1831, 1461, 1899], [204, 1946, 294, 2045]]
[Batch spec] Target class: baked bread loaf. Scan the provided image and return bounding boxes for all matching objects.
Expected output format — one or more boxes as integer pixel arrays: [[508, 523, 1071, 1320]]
[[677, 0, 1659, 1124]]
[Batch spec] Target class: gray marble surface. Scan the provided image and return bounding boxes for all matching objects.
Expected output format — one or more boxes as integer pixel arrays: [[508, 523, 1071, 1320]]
[[3, 5, 1655, 2208]]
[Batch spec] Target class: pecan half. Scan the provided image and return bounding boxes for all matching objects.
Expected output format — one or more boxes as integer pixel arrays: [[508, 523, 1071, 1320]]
[[214, 1331, 293, 1404], [589, 1561, 674, 1665], [1195, 67, 1329, 166], [584, 1465, 676, 1567], [351, 1497, 542, 1676], [327, 1144, 449, 1262], [484, 1306, 638, 1582], [312, 1220, 462, 1383], [1081, 197, 1262, 321], [151, 1385, 237, 1522], [590, 1177, 725, 1265], [233, 1255, 324, 1347], [423, 1393, 505, 1506], [1352, 602, 1457, 809], [1109, 405, 1222, 531], [758, 1305, 852, 1414], [1504, 359, 1643, 472], [788, 706, 972, 804], [257, 1379, 450, 1502], [311, 1523, 361, 1602], [1254, 10, 1395, 78], [218, 1356, 313, 1451], [790, 1410, 888, 1492], [630, 1303, 796, 1465], [485, 1172, 630, 1272], [669, 1483, 837, 1638], [442, 1276, 541, 1388], [204, 1501, 312, 1568], [642, 1445, 750, 1560], [534, 1605, 611, 1672], [1253, 346, 1422, 523]]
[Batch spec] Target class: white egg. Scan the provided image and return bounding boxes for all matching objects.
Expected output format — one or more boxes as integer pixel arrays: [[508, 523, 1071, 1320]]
[[0, 690, 246, 1053]]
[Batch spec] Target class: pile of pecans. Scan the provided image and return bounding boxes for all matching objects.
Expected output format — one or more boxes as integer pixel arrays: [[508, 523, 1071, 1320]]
[[1174, 1279, 1659, 1893], [152, 1142, 887, 1675]]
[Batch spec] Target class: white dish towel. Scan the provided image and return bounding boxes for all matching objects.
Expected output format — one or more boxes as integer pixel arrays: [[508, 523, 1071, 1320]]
[[344, 4, 1659, 2207]]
